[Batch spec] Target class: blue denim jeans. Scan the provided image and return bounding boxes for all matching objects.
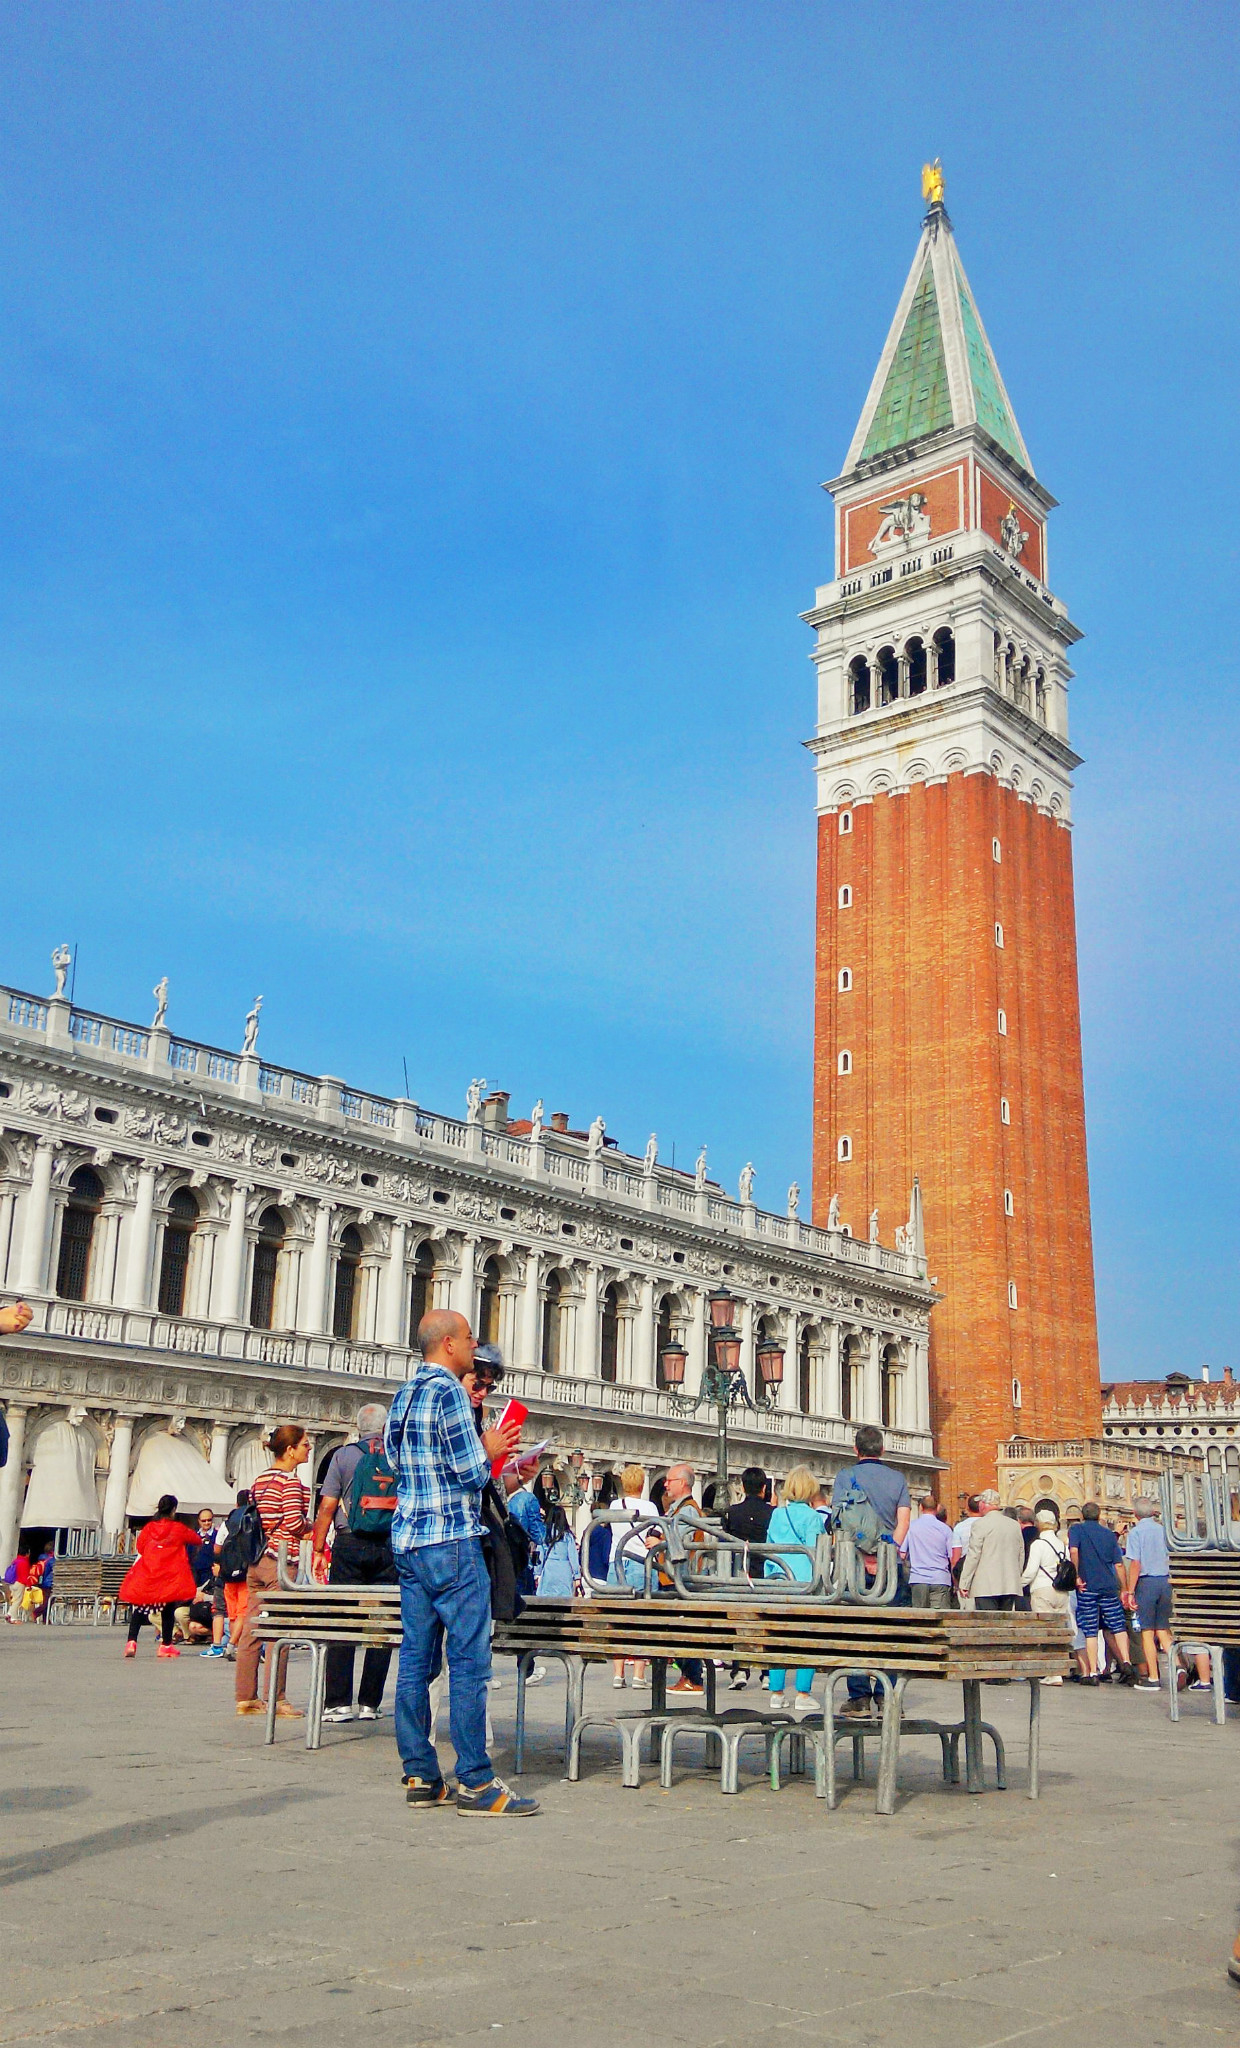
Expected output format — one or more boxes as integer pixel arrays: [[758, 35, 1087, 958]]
[[847, 1552, 910, 1701], [394, 1538, 493, 1789]]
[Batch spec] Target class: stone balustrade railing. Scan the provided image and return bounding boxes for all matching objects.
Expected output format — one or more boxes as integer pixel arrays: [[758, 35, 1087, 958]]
[[2, 983, 927, 1280]]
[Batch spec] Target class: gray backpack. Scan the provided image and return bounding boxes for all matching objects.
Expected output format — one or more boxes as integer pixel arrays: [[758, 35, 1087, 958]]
[[832, 1475, 884, 1551]]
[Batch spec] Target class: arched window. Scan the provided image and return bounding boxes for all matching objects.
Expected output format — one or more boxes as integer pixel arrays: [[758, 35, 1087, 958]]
[[600, 1282, 619, 1383], [905, 636, 927, 696], [476, 1256, 501, 1345], [997, 1008, 1007, 1036], [840, 1334, 862, 1421], [876, 646, 899, 706], [994, 922, 1004, 948], [1000, 1097, 1011, 1125], [250, 1206, 284, 1331], [838, 883, 852, 908], [847, 658, 870, 716], [798, 1327, 812, 1416], [837, 1049, 852, 1075], [1034, 668, 1047, 723], [1008, 1281, 1019, 1310], [838, 809, 853, 835], [1016, 657, 1031, 713], [992, 837, 1002, 863], [332, 1224, 363, 1340], [1004, 1188, 1014, 1217], [157, 1187, 199, 1317], [837, 1135, 852, 1162], [880, 1343, 900, 1428], [56, 1166, 103, 1301], [541, 1270, 563, 1374], [933, 627, 955, 685], [655, 1295, 674, 1389], [409, 1241, 435, 1347]]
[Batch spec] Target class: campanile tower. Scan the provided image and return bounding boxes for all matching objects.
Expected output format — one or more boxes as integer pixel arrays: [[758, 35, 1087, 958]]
[[806, 173, 1101, 1500]]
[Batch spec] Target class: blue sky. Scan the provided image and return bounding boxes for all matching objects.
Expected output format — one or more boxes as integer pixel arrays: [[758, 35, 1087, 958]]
[[1, 4, 1236, 1381]]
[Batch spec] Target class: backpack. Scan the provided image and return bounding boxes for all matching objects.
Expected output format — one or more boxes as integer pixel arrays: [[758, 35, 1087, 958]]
[[832, 1475, 884, 1553], [480, 1481, 527, 1623], [1042, 1541, 1076, 1593], [347, 1438, 398, 1536], [216, 1498, 266, 1581]]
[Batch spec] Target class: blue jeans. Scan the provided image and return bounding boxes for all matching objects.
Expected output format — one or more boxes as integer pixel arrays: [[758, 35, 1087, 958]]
[[394, 1538, 493, 1789]]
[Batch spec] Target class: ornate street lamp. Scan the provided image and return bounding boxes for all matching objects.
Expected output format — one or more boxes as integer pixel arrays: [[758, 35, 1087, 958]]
[[658, 1340, 688, 1389], [659, 1289, 756, 1509], [755, 1338, 785, 1401]]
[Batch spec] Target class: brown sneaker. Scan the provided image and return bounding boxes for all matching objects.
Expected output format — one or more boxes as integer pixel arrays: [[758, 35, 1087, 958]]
[[273, 1700, 304, 1719], [837, 1699, 878, 1719], [235, 1699, 265, 1716]]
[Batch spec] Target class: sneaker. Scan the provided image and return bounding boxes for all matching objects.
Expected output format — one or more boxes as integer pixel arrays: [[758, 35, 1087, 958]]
[[1117, 1664, 1138, 1687], [456, 1776, 540, 1817], [1134, 1680, 1161, 1691], [792, 1693, 818, 1715], [156, 1645, 180, 1659], [668, 1677, 703, 1695], [1189, 1679, 1213, 1692], [1040, 1676, 1064, 1686], [357, 1705, 383, 1721], [224, 1649, 237, 1661], [768, 1692, 786, 1711], [525, 1664, 548, 1686], [838, 1699, 878, 1719], [200, 1645, 226, 1659], [123, 1640, 137, 1659], [612, 1675, 627, 1689], [322, 1706, 355, 1723], [729, 1672, 749, 1690], [236, 1699, 265, 1716], [403, 1775, 450, 1808]]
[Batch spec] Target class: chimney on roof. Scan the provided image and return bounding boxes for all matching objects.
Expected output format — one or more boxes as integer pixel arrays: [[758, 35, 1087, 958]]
[[1202, 1366, 1210, 1383], [550, 1111, 569, 1133], [1225, 1368, 1234, 1386], [481, 1090, 510, 1131]]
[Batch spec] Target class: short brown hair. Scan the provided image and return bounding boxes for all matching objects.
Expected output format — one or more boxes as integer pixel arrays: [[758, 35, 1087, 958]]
[[266, 1424, 306, 1460]]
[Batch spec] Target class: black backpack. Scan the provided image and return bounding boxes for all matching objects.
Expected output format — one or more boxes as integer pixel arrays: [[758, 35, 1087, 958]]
[[216, 1498, 266, 1582], [1040, 1540, 1077, 1593], [480, 1482, 528, 1624]]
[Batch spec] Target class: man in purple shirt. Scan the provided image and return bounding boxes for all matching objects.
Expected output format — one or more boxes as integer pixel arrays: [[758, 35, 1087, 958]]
[[902, 1495, 957, 1609]]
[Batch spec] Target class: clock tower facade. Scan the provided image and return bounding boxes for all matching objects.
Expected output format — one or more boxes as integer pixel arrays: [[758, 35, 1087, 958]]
[[806, 190, 1101, 1500]]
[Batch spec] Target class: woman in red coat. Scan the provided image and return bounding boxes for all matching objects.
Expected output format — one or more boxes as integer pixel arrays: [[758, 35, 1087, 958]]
[[119, 1493, 199, 1659]]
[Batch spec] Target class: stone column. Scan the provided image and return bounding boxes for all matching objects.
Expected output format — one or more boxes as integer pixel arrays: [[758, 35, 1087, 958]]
[[687, 1287, 708, 1396], [100, 1412, 136, 1547], [454, 1233, 477, 1324], [864, 1331, 882, 1424], [0, 1404, 28, 1570], [209, 1422, 230, 1477], [739, 1298, 756, 1397], [379, 1218, 408, 1348], [634, 1277, 656, 1389], [214, 1181, 251, 1325], [124, 1162, 158, 1310], [824, 1324, 842, 1419], [16, 1139, 57, 1293], [302, 1200, 334, 1336], [518, 1249, 541, 1369], [779, 1312, 800, 1412], [580, 1263, 601, 1377]]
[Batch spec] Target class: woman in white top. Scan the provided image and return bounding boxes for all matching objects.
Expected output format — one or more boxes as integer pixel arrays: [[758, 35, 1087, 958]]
[[1022, 1507, 1071, 1683], [612, 1463, 659, 1689]]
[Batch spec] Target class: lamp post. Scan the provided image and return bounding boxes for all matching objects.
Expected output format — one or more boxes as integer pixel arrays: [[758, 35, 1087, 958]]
[[659, 1287, 765, 1510]]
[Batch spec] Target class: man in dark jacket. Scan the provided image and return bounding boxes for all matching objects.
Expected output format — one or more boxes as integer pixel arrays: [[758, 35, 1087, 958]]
[[720, 1468, 773, 1689]]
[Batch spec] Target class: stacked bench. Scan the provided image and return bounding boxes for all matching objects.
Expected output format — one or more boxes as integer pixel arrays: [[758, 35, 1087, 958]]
[[1168, 1554, 1240, 1724]]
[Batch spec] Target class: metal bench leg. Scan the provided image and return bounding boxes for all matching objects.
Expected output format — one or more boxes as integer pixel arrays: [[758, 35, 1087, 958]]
[[264, 1646, 284, 1746], [1027, 1678, 1040, 1800], [1212, 1646, 1227, 1726], [946, 1731, 961, 1784], [619, 1723, 644, 1789], [720, 1732, 741, 1795], [659, 1722, 678, 1790], [564, 1654, 586, 1762], [938, 1732, 953, 1782], [980, 1721, 1006, 1790], [305, 1645, 326, 1750], [962, 1680, 984, 1793], [566, 1711, 584, 1783], [1168, 1639, 1181, 1722], [514, 1653, 529, 1775], [874, 1674, 904, 1816]]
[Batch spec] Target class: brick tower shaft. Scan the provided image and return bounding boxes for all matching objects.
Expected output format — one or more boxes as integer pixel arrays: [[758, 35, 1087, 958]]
[[805, 184, 1101, 1503]]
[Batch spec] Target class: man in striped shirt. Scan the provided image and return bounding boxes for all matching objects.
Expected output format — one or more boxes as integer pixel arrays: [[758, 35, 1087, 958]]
[[384, 1310, 535, 1816]]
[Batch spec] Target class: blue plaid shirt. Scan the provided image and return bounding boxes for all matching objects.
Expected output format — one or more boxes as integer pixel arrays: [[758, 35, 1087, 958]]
[[384, 1362, 491, 1552]]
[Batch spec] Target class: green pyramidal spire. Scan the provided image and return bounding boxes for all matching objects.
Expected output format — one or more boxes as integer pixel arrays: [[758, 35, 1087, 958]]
[[846, 201, 1031, 475]]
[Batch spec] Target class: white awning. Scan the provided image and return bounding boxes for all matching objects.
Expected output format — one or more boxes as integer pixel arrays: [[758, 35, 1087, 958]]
[[127, 1432, 236, 1518], [21, 1421, 101, 1529], [228, 1434, 269, 1491]]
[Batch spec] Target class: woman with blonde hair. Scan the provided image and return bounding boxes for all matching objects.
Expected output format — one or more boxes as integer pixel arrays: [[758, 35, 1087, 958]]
[[612, 1462, 657, 1688], [765, 1466, 825, 1714]]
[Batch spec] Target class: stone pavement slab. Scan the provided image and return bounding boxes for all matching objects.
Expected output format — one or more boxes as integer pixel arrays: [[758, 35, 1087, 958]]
[[1, 1630, 1238, 2046]]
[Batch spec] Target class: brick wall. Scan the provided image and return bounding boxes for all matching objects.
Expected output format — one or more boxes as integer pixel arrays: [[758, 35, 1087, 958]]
[[811, 773, 1101, 1502]]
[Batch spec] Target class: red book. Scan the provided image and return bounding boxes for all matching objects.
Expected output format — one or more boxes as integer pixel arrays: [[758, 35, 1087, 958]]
[[491, 1398, 528, 1476]]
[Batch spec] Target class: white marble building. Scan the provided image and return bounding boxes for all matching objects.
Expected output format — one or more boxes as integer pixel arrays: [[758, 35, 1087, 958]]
[[0, 965, 936, 1564]]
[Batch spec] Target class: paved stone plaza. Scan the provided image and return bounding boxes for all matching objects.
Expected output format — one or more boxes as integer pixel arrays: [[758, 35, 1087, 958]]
[[2, 1629, 1238, 2047]]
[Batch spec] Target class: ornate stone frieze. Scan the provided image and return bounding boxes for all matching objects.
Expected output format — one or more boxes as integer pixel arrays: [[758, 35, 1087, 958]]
[[122, 1105, 188, 1147], [20, 1081, 90, 1122]]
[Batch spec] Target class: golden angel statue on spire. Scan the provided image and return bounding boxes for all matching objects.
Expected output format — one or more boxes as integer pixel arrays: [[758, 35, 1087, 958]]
[[921, 158, 945, 207]]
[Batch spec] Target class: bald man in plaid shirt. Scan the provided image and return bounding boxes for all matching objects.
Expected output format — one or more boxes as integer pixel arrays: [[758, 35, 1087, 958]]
[[384, 1310, 536, 1816]]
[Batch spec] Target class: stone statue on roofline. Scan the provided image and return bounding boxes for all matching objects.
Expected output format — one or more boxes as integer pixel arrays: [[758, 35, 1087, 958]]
[[827, 1192, 841, 1230], [465, 1077, 487, 1123], [529, 1099, 543, 1143], [152, 977, 169, 1029], [869, 1207, 880, 1244], [787, 1181, 800, 1220], [243, 995, 263, 1053], [738, 1161, 755, 1205], [644, 1133, 658, 1175], [51, 944, 71, 998], [694, 1145, 708, 1191], [587, 1115, 606, 1156]]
